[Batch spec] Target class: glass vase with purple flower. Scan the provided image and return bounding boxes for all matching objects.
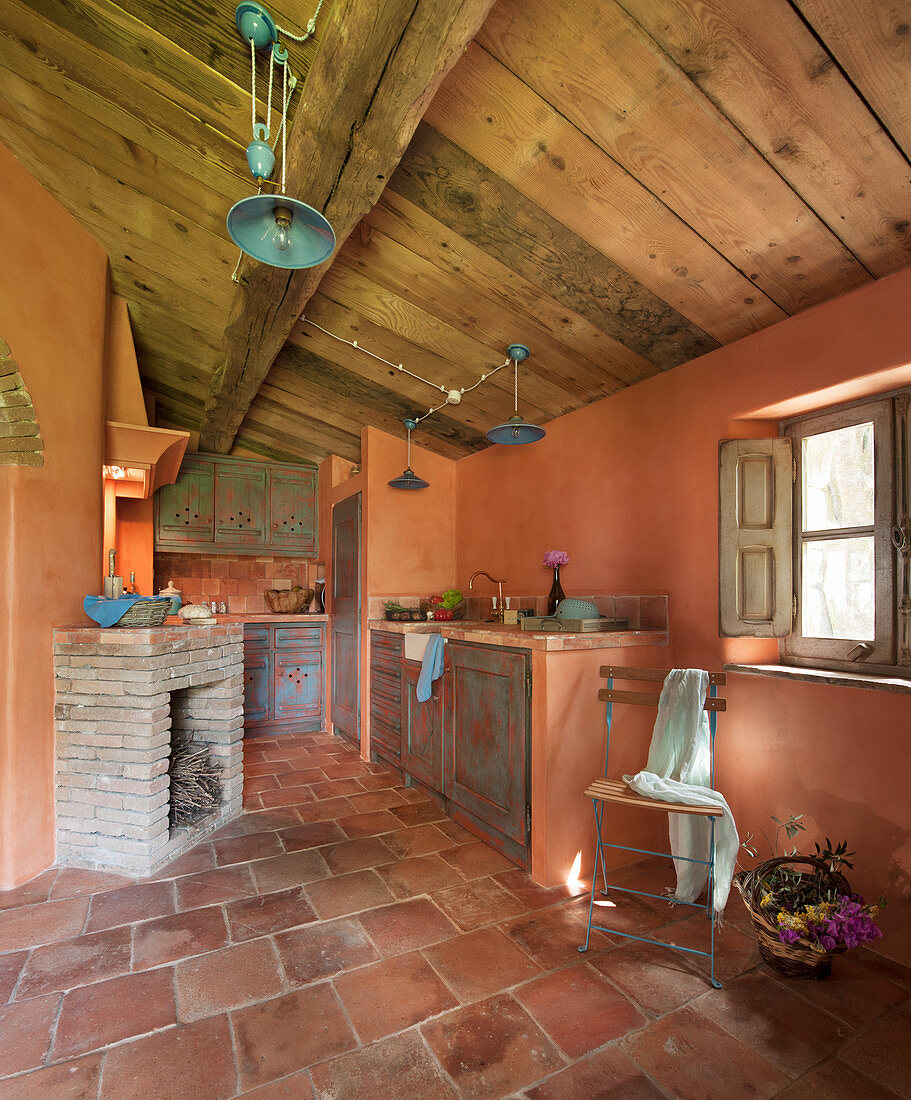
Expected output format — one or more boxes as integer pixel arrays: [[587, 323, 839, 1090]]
[[543, 550, 569, 615]]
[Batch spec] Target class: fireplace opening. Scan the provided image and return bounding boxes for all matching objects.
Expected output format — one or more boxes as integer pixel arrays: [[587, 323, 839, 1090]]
[[168, 740, 222, 828]]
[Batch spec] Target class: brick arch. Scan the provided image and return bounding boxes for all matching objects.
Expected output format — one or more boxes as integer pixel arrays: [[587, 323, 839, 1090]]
[[0, 336, 44, 466]]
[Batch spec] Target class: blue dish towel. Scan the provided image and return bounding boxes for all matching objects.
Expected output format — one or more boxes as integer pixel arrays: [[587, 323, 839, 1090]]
[[83, 594, 145, 627], [416, 633, 446, 702]]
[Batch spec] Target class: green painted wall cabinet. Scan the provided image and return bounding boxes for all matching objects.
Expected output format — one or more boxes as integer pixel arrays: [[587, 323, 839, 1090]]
[[155, 453, 317, 556]]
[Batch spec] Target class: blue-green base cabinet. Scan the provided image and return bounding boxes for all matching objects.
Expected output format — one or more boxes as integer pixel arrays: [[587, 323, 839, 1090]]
[[243, 623, 325, 736], [369, 632, 530, 868]]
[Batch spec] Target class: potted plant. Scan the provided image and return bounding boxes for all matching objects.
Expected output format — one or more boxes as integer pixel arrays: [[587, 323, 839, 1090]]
[[734, 814, 884, 979]]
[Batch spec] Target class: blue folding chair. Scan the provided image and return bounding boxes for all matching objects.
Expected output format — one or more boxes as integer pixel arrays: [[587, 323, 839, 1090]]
[[578, 665, 727, 988]]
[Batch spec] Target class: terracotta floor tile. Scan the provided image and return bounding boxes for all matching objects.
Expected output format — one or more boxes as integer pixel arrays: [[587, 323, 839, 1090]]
[[239, 1069, 316, 1098], [494, 868, 583, 911], [321, 836, 395, 875], [99, 1015, 236, 1100], [524, 1044, 666, 1100], [434, 820, 475, 845], [376, 853, 465, 899], [655, 912, 760, 984], [568, 890, 673, 938], [309, 778, 363, 800], [257, 787, 318, 809], [146, 844, 216, 880], [0, 993, 59, 1077], [175, 938, 284, 1022], [305, 870, 394, 920], [296, 797, 356, 824], [434, 877, 527, 931], [232, 984, 356, 1090], [514, 963, 647, 1057], [175, 864, 257, 910], [279, 821, 347, 851], [0, 870, 57, 912], [246, 760, 294, 778], [243, 775, 281, 795], [501, 903, 613, 971], [590, 941, 710, 1016], [212, 831, 284, 866], [854, 947, 911, 991], [354, 772, 400, 792], [52, 967, 176, 1060], [769, 952, 908, 1029], [440, 841, 517, 879], [131, 905, 229, 970], [360, 897, 459, 956], [49, 868, 131, 900], [16, 926, 132, 999], [321, 761, 373, 780], [839, 1009, 911, 1094], [336, 810, 401, 839], [275, 917, 379, 985], [693, 971, 852, 1076], [396, 784, 432, 803], [208, 819, 247, 841], [422, 992, 563, 1099], [239, 808, 303, 834], [226, 887, 317, 941], [345, 789, 406, 813], [423, 927, 542, 1003], [776, 1057, 903, 1099], [0, 897, 89, 953], [85, 880, 176, 933], [389, 801, 447, 827], [334, 950, 458, 1042], [0, 951, 27, 1004], [621, 1005, 790, 1099], [310, 1029, 458, 1100], [382, 824, 453, 858], [0, 1052, 103, 1099], [275, 768, 326, 788], [250, 849, 331, 893]]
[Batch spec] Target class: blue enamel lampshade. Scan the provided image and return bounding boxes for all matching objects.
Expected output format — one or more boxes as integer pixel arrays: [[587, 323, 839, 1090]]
[[486, 344, 546, 444], [226, 194, 336, 269], [387, 467, 430, 490]]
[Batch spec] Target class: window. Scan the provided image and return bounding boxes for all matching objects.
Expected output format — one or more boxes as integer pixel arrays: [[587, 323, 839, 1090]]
[[719, 388, 910, 675]]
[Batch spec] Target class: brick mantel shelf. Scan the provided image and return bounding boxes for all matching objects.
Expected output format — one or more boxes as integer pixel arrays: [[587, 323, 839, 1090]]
[[53, 623, 245, 875]]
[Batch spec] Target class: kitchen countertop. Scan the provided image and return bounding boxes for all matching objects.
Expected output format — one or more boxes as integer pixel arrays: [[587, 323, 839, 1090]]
[[163, 613, 329, 626], [368, 618, 667, 652]]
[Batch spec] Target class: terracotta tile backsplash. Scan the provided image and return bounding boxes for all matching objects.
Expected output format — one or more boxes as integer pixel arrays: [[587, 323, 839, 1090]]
[[367, 594, 667, 630], [154, 554, 317, 614]]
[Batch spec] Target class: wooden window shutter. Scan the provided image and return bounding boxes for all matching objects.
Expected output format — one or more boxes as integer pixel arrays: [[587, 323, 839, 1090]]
[[719, 438, 793, 638]]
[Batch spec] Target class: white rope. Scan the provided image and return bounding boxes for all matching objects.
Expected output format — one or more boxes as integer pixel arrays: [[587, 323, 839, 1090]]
[[276, 0, 326, 42], [280, 58, 288, 194], [250, 39, 257, 136], [514, 358, 519, 414], [266, 45, 274, 138]]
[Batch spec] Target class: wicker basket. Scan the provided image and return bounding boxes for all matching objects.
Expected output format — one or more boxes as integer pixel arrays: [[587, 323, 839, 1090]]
[[734, 855, 851, 979], [264, 588, 313, 614], [116, 597, 172, 627], [419, 599, 467, 620]]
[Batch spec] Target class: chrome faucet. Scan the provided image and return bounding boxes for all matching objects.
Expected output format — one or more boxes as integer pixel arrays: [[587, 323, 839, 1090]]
[[468, 570, 507, 622]]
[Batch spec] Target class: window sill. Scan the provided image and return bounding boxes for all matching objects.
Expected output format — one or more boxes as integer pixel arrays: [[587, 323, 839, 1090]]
[[724, 663, 911, 695]]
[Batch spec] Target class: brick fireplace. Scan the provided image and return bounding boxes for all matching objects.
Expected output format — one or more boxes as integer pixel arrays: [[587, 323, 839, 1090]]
[[53, 623, 245, 875]]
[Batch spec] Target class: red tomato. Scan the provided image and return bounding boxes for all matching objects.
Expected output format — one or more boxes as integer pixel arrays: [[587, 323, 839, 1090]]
[[433, 608, 453, 621], [429, 595, 443, 605]]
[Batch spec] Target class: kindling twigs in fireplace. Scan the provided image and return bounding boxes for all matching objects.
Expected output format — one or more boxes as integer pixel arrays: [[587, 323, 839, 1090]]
[[169, 741, 221, 827]]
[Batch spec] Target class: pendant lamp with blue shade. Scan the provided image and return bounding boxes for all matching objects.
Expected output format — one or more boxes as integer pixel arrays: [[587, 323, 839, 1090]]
[[227, 3, 336, 271], [388, 419, 429, 490], [486, 344, 546, 445]]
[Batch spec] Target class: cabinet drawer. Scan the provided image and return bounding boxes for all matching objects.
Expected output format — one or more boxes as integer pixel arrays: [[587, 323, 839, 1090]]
[[371, 652, 401, 681], [371, 631, 403, 657], [371, 674, 401, 706], [371, 719, 401, 758], [243, 626, 271, 651], [370, 693, 401, 728], [274, 625, 324, 649]]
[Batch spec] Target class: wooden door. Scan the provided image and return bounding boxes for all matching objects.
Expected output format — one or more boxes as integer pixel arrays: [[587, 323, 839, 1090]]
[[214, 463, 267, 546], [269, 467, 317, 553], [243, 653, 271, 727], [402, 660, 443, 790], [155, 457, 215, 544], [444, 642, 529, 846], [331, 494, 361, 746], [273, 651, 323, 722]]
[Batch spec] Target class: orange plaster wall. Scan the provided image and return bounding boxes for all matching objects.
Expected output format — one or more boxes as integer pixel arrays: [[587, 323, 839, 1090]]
[[0, 142, 109, 888], [116, 497, 154, 595], [457, 269, 911, 948]]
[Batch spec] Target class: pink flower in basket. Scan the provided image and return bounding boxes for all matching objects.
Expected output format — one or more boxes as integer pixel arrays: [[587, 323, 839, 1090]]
[[542, 550, 569, 568]]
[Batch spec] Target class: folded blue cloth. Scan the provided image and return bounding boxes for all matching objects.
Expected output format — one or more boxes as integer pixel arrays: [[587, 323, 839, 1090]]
[[416, 633, 446, 702], [83, 594, 145, 627]]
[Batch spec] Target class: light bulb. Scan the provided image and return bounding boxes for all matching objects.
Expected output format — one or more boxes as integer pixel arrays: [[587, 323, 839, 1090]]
[[512, 425, 521, 438], [272, 205, 293, 252]]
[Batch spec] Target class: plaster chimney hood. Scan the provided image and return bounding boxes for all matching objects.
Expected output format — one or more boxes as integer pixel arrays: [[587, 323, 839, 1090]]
[[104, 297, 189, 498]]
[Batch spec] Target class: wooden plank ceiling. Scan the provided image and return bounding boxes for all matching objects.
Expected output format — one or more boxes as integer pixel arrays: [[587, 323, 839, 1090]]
[[1, 0, 910, 467]]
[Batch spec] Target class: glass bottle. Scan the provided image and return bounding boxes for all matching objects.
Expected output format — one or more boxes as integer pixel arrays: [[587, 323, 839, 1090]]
[[547, 566, 565, 615]]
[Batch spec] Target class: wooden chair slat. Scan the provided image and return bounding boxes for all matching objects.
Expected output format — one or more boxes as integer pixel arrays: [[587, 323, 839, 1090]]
[[600, 665, 726, 686], [597, 687, 725, 711], [584, 778, 721, 816]]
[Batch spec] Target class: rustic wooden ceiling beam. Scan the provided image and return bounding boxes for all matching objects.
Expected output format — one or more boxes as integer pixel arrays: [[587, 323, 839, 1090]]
[[198, 0, 496, 455]]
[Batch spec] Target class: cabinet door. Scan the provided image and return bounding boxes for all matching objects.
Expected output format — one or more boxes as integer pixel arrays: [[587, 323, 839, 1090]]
[[243, 653, 272, 727], [214, 463, 267, 546], [273, 650, 323, 722], [401, 661, 443, 791], [444, 643, 528, 845], [155, 458, 215, 545], [269, 467, 317, 553]]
